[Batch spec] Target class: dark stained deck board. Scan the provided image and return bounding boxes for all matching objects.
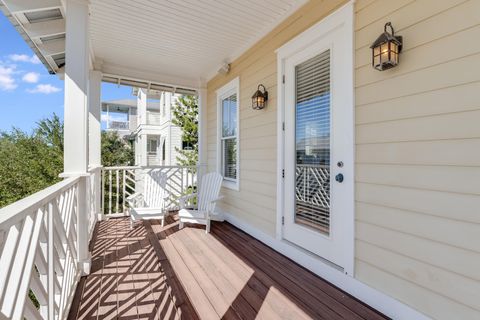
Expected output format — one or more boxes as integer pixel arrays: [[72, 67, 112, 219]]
[[150, 216, 389, 320], [69, 216, 388, 320], [68, 218, 196, 320], [213, 222, 387, 319]]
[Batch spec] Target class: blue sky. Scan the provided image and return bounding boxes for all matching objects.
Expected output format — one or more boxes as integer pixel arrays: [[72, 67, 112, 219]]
[[0, 13, 132, 133]]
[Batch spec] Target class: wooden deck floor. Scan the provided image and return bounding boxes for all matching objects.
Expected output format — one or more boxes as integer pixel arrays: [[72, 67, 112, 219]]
[[69, 216, 388, 320]]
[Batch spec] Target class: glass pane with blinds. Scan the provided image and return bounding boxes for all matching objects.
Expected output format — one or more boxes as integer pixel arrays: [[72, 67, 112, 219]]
[[294, 50, 331, 235], [223, 138, 237, 179], [222, 94, 237, 137]]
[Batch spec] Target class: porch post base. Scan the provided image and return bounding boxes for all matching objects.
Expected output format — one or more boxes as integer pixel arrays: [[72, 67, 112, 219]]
[[78, 254, 92, 276]]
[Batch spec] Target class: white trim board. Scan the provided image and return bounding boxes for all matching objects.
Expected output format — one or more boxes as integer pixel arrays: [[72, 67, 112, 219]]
[[216, 77, 240, 191], [223, 212, 431, 320], [276, 1, 355, 275]]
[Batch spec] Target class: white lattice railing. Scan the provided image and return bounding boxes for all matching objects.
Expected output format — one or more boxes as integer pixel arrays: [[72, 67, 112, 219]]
[[295, 164, 331, 231], [101, 165, 202, 215], [0, 176, 91, 320]]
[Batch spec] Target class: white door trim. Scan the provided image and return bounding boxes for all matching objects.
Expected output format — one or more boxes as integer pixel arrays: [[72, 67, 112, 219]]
[[276, 1, 355, 276]]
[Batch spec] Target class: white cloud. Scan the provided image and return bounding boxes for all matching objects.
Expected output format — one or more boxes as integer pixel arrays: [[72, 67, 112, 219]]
[[9, 54, 41, 64], [0, 65, 17, 91], [22, 72, 40, 83], [27, 84, 61, 94]]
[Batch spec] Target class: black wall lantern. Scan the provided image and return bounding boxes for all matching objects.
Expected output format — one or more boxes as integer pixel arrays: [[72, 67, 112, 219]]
[[370, 22, 403, 71], [252, 84, 268, 110]]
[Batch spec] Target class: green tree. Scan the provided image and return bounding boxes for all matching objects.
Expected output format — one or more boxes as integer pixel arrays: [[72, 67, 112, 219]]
[[171, 95, 198, 166], [101, 131, 134, 167], [0, 114, 134, 208], [0, 115, 64, 207]]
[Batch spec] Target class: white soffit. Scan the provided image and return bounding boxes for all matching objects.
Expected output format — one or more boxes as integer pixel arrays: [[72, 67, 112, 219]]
[[90, 0, 307, 86]]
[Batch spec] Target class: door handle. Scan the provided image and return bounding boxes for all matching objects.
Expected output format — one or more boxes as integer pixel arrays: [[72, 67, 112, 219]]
[[335, 173, 344, 183]]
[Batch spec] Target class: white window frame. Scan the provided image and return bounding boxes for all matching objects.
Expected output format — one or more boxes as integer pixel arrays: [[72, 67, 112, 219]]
[[216, 77, 240, 190], [147, 136, 158, 155]]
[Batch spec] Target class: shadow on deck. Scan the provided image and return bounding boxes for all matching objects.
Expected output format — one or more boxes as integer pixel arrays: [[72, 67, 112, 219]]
[[68, 216, 389, 320]]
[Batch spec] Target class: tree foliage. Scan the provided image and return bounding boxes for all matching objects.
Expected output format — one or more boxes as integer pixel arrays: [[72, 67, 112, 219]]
[[171, 95, 198, 166], [101, 131, 134, 167], [0, 114, 134, 208], [0, 115, 63, 207]]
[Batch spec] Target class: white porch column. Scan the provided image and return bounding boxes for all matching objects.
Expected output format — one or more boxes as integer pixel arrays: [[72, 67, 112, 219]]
[[137, 88, 147, 125], [63, 0, 91, 275], [88, 70, 102, 167], [88, 70, 102, 222], [197, 88, 208, 168], [139, 134, 148, 167]]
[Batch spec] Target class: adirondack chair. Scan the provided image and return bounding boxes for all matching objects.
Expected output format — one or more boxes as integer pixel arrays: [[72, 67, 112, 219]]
[[178, 172, 223, 233], [127, 170, 170, 229]]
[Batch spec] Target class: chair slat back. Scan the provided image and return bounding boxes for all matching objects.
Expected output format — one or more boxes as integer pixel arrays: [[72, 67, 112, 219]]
[[144, 170, 168, 208], [198, 172, 223, 212]]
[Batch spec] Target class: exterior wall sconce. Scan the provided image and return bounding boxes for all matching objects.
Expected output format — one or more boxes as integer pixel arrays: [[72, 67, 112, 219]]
[[370, 22, 403, 71], [252, 84, 268, 110]]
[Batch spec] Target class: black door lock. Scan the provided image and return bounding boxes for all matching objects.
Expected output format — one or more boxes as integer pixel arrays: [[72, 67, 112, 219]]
[[335, 173, 344, 183]]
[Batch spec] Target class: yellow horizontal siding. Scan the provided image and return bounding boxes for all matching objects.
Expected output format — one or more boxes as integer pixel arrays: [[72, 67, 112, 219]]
[[355, 0, 480, 318], [205, 0, 480, 318]]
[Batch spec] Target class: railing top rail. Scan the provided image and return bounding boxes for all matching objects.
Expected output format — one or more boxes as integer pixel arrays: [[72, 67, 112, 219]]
[[0, 176, 80, 229], [102, 165, 201, 170], [102, 165, 141, 170], [140, 165, 199, 169]]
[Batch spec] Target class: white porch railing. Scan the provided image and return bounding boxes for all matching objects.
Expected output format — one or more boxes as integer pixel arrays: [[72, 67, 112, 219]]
[[108, 120, 129, 130], [0, 176, 91, 320], [101, 165, 202, 215]]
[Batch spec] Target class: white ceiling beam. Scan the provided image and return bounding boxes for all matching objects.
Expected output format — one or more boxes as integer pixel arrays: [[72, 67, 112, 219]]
[[37, 38, 65, 56], [2, 0, 62, 13], [101, 62, 200, 91], [23, 19, 65, 38]]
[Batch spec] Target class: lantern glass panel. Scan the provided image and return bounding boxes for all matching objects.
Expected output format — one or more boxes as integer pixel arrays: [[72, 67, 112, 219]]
[[374, 55, 381, 68], [392, 52, 398, 64], [259, 96, 265, 106], [380, 42, 388, 54]]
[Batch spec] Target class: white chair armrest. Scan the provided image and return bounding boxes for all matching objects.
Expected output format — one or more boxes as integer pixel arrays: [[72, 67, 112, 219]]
[[179, 193, 198, 209], [127, 192, 145, 208], [179, 193, 198, 201], [209, 195, 224, 203], [127, 192, 143, 201]]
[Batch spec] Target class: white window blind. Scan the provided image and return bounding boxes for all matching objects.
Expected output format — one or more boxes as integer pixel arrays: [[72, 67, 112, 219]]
[[294, 49, 331, 235]]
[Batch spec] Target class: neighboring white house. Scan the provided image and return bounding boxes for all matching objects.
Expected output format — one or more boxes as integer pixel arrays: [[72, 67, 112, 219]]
[[101, 89, 184, 166]]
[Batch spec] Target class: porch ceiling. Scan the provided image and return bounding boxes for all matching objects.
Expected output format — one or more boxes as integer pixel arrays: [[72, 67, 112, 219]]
[[90, 0, 307, 88], [1, 0, 307, 89]]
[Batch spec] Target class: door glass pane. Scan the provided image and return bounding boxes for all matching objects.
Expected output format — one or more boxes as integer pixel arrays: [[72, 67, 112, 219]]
[[295, 50, 331, 235], [222, 94, 237, 137]]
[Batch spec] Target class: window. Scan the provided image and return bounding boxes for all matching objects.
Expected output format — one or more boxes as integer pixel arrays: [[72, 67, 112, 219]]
[[147, 137, 158, 154], [217, 77, 239, 190], [182, 140, 194, 150]]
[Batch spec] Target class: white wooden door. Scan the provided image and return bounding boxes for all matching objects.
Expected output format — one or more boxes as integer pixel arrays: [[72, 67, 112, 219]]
[[281, 7, 353, 268]]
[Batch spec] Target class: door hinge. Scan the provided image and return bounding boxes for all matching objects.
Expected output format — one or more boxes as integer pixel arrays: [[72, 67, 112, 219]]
[[282, 169, 285, 178], [282, 75, 285, 84], [282, 122, 285, 131], [282, 216, 285, 225]]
